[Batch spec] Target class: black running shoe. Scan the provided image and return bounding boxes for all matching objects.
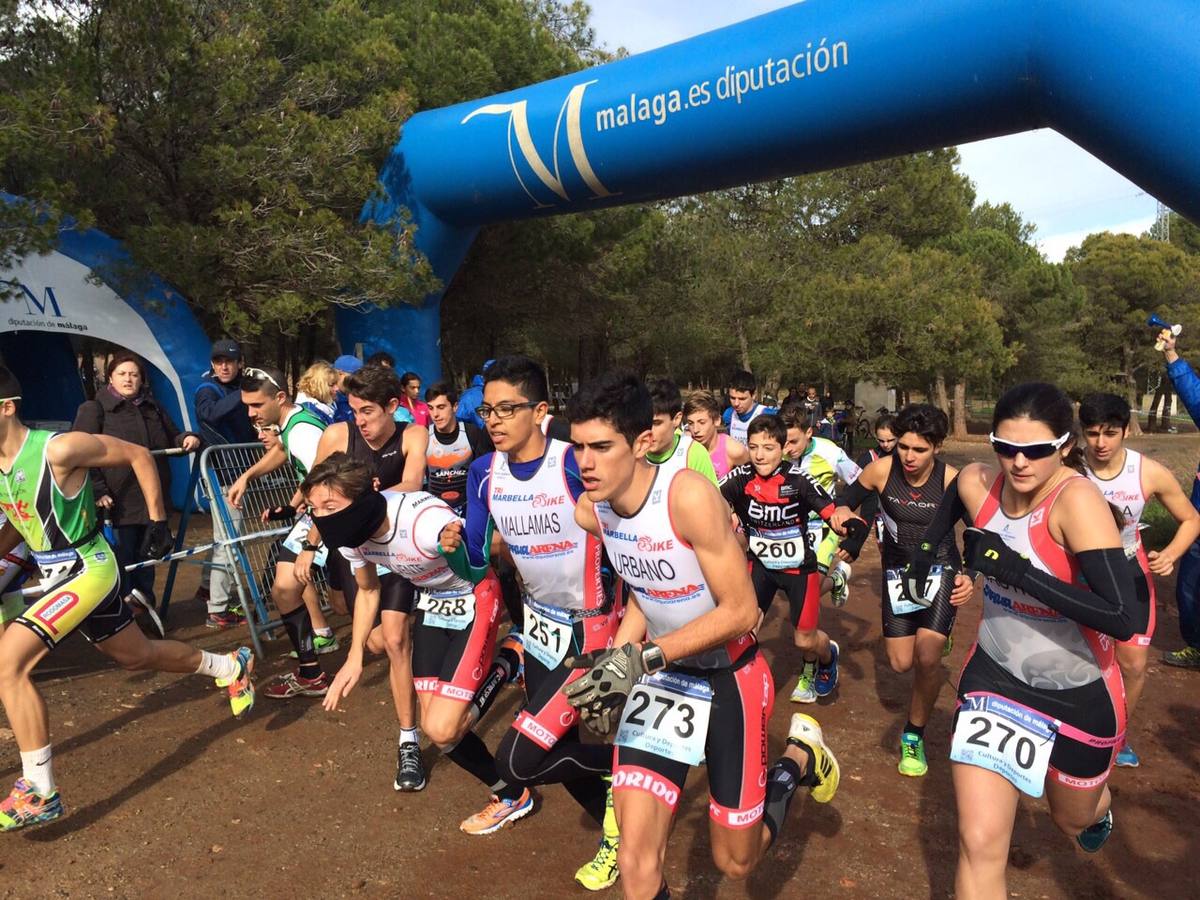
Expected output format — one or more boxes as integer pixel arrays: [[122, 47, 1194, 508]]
[[128, 589, 165, 638], [394, 741, 427, 792], [1077, 810, 1113, 853]]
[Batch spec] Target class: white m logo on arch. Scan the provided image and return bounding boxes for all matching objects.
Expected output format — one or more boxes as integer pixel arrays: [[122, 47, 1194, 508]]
[[461, 80, 615, 207]]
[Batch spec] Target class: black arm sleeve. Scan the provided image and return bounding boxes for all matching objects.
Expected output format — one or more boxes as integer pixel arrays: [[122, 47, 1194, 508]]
[[1016, 548, 1136, 641], [837, 477, 872, 512], [858, 491, 881, 525], [918, 476, 972, 549]]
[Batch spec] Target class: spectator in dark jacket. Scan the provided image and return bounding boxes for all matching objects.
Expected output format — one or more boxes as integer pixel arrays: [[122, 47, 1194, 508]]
[[72, 351, 200, 613], [190, 339, 253, 626], [195, 339, 257, 445]]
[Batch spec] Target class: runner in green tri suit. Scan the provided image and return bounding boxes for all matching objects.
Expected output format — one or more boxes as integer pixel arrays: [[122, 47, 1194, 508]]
[[227, 367, 335, 698], [0, 367, 255, 832]]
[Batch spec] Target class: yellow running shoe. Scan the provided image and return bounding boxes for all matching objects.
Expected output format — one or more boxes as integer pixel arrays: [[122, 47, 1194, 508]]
[[787, 713, 840, 803], [576, 779, 620, 890], [575, 835, 620, 891], [216, 647, 255, 718]]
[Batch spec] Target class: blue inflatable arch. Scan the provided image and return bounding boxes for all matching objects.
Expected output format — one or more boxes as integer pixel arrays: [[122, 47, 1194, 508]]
[[0, 196, 212, 508], [347, 0, 1200, 381]]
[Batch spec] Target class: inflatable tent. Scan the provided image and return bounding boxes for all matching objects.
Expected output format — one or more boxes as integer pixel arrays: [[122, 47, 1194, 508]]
[[1, 196, 213, 508]]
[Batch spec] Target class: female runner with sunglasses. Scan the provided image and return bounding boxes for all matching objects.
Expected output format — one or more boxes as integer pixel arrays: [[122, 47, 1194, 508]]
[[910, 383, 1135, 899]]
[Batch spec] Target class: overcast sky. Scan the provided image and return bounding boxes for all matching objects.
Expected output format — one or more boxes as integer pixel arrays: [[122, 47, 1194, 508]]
[[586, 0, 1158, 262]]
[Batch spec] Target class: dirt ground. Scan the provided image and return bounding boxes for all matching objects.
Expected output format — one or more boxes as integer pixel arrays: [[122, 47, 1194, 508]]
[[1, 436, 1199, 899]]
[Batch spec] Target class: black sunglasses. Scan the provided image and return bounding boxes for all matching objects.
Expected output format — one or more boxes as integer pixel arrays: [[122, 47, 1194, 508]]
[[988, 432, 1071, 460]]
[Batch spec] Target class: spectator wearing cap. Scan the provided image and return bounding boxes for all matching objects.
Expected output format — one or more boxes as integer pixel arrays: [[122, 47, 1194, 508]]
[[456, 359, 494, 430], [332, 354, 363, 424], [192, 338, 255, 628], [195, 339, 257, 445]]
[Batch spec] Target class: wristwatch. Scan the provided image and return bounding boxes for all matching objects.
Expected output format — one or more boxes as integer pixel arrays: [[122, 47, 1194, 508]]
[[640, 642, 667, 675], [300, 541, 321, 553]]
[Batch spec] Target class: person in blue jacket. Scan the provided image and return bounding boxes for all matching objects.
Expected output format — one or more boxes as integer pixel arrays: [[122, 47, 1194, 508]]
[[194, 339, 257, 445], [456, 359, 494, 429], [1161, 328, 1200, 668], [193, 339, 256, 627], [331, 354, 363, 424]]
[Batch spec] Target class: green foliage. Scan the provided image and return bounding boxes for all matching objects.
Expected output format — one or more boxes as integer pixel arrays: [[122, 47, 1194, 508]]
[[0, 0, 595, 346], [1067, 233, 1200, 401], [8, 0, 1196, 410]]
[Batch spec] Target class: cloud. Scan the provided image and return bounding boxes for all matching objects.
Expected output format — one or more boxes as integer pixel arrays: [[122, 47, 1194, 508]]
[[1036, 215, 1158, 262]]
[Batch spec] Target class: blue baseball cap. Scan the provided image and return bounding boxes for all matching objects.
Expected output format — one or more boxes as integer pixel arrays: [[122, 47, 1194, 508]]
[[333, 354, 363, 374]]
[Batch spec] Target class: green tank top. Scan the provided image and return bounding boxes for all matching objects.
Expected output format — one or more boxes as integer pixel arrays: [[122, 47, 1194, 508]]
[[278, 407, 326, 478], [0, 429, 96, 552]]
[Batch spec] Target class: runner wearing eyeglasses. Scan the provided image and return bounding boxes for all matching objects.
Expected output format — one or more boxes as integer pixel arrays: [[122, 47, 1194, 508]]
[[439, 355, 623, 890]]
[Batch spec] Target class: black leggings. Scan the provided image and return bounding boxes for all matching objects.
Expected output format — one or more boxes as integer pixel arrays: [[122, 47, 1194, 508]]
[[494, 619, 613, 825]]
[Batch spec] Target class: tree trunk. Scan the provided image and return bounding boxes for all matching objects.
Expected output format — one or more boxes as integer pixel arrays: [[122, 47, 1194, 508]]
[[289, 335, 301, 392], [1122, 344, 1143, 436], [952, 380, 968, 439], [1149, 382, 1173, 432], [735, 320, 750, 371], [934, 374, 950, 416]]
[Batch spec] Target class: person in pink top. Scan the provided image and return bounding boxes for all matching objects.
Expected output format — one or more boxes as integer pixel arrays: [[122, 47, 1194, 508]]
[[683, 391, 748, 479], [399, 371, 431, 426]]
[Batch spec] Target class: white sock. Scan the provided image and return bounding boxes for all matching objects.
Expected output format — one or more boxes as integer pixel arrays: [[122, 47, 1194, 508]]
[[399, 727, 419, 747], [20, 745, 55, 796], [315, 627, 333, 638], [196, 650, 238, 682]]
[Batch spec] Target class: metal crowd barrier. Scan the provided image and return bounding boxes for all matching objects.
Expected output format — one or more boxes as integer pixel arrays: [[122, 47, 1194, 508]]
[[199, 443, 329, 658]]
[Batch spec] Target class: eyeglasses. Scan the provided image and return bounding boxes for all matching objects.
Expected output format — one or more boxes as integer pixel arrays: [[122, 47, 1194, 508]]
[[243, 367, 283, 391], [476, 401, 537, 421], [988, 432, 1072, 460]]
